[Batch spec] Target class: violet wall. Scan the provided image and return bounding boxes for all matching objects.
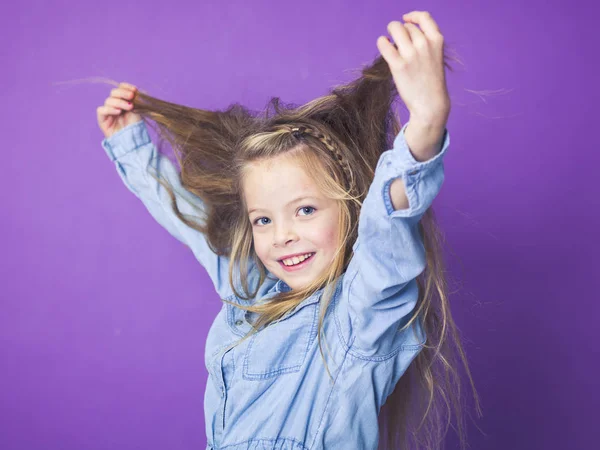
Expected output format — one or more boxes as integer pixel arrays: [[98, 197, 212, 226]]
[[2, 1, 597, 449]]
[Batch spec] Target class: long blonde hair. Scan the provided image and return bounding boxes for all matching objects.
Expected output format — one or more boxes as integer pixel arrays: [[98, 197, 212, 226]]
[[94, 43, 481, 449]]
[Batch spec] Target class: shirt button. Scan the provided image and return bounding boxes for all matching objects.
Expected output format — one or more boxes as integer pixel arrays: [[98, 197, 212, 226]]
[[235, 319, 243, 326]]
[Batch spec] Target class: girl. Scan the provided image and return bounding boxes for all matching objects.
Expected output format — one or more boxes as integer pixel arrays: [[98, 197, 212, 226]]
[[96, 11, 480, 450]]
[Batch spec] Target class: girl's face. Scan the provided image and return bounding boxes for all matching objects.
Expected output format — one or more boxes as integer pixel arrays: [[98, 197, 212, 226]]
[[243, 153, 341, 291]]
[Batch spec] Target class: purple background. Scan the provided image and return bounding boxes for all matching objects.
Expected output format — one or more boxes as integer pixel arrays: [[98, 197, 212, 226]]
[[2, 1, 598, 449]]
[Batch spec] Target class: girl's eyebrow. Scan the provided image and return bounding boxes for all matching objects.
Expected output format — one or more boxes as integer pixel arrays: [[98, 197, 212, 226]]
[[248, 196, 318, 215]]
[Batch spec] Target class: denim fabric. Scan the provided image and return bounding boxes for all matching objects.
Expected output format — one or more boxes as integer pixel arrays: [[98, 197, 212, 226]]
[[102, 120, 449, 450]]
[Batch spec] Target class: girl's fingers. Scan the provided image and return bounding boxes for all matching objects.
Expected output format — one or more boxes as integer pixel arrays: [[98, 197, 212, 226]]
[[119, 82, 138, 91], [376, 36, 400, 65], [98, 83, 138, 134], [105, 96, 134, 110], [386, 21, 414, 60], [402, 11, 443, 40], [110, 87, 136, 100], [97, 105, 122, 117], [402, 23, 427, 47]]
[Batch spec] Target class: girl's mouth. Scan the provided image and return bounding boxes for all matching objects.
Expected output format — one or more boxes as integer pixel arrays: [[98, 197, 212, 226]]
[[278, 252, 316, 272]]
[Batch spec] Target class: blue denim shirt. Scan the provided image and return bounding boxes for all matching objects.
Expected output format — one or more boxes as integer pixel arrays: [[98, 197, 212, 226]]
[[102, 119, 449, 450]]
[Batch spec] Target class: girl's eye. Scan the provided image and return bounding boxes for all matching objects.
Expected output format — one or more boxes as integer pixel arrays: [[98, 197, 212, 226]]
[[254, 217, 271, 226], [299, 206, 316, 216]]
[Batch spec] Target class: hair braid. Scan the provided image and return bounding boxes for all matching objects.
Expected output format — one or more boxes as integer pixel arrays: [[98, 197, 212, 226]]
[[290, 126, 355, 192]]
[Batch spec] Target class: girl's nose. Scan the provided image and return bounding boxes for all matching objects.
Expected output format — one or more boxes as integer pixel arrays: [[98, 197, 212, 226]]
[[273, 223, 298, 247]]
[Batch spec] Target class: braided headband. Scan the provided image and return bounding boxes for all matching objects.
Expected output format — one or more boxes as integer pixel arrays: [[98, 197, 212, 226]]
[[290, 126, 306, 139], [288, 126, 354, 190]]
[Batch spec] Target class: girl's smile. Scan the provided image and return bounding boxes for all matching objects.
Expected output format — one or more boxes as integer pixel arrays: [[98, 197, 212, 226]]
[[278, 251, 316, 272]]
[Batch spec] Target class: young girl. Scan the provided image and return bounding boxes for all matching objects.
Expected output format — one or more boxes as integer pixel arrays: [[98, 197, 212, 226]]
[[96, 12, 480, 450]]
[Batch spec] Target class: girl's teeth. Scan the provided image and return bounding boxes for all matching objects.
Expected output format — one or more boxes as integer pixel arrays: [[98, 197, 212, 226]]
[[283, 253, 313, 266]]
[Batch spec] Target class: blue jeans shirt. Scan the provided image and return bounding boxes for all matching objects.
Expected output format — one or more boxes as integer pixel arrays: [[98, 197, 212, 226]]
[[102, 119, 449, 450]]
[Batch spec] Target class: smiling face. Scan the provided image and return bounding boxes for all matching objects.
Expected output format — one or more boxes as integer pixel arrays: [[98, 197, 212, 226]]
[[243, 152, 341, 291]]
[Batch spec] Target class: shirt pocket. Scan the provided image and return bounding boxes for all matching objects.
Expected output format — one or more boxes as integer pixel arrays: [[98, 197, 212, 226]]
[[242, 299, 320, 380]]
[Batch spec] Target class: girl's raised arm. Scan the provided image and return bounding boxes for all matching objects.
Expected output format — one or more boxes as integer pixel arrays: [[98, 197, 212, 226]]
[[98, 85, 237, 299], [337, 121, 449, 359]]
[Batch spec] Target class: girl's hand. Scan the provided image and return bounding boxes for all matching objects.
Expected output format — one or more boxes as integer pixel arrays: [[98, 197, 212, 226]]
[[376, 11, 450, 128], [97, 82, 141, 139]]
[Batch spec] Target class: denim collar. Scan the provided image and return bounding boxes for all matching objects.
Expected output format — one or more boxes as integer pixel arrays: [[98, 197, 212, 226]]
[[274, 279, 292, 293]]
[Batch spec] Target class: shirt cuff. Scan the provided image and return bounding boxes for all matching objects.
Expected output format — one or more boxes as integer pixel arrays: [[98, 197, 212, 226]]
[[380, 122, 450, 216], [101, 121, 151, 161]]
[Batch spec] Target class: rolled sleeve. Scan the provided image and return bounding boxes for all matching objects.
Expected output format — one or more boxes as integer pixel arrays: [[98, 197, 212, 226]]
[[382, 122, 449, 218], [338, 121, 450, 359]]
